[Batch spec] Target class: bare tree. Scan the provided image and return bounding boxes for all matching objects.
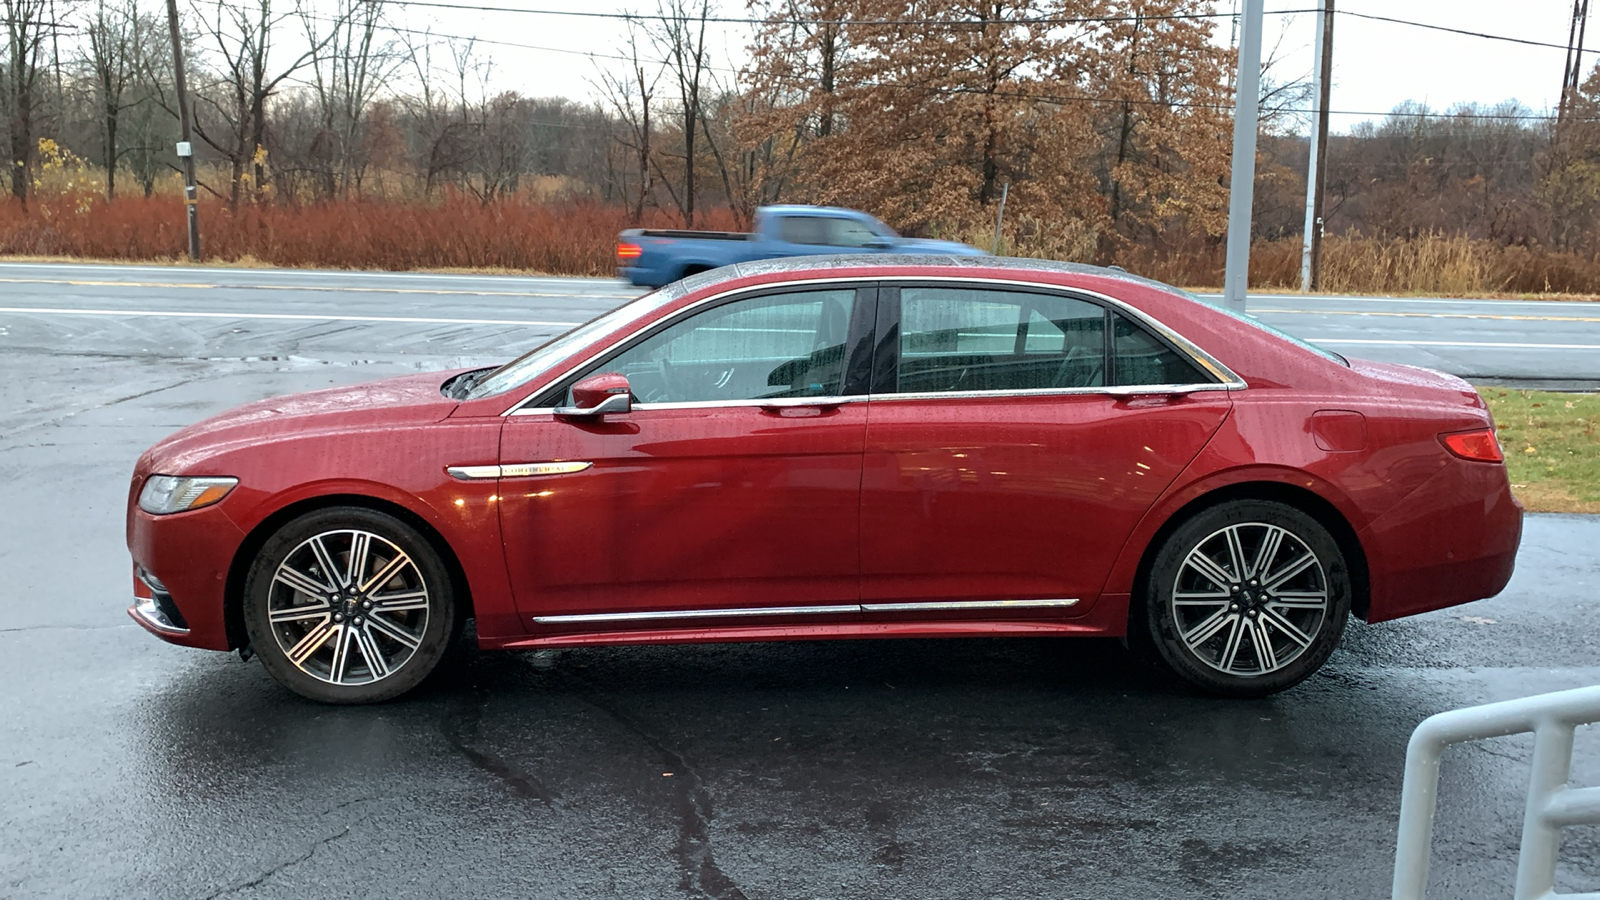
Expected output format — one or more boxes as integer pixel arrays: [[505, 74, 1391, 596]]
[[649, 0, 714, 227], [3, 0, 55, 203], [298, 0, 398, 197], [188, 0, 334, 204], [594, 18, 658, 222], [84, 0, 162, 199]]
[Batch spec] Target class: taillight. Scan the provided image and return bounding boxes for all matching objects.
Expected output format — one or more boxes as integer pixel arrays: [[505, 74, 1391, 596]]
[[1440, 428, 1503, 462], [616, 242, 642, 262]]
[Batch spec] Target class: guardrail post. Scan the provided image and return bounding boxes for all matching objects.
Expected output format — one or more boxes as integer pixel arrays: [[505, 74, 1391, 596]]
[[1516, 721, 1576, 900], [1390, 685, 1600, 900]]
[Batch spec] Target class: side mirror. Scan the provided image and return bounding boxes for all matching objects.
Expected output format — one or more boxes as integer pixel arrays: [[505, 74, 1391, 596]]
[[556, 372, 632, 418], [863, 238, 893, 250]]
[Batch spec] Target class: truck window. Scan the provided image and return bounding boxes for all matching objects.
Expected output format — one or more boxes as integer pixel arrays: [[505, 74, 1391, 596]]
[[777, 216, 832, 246], [825, 219, 880, 248]]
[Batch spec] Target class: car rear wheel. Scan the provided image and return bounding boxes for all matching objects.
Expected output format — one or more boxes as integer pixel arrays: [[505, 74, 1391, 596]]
[[1141, 500, 1350, 697], [243, 507, 460, 704]]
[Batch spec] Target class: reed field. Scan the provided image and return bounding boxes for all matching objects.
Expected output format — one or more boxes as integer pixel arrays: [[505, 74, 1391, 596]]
[[4, 189, 1600, 297]]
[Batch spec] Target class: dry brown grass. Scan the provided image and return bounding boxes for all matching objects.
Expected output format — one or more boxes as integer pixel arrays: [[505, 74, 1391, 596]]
[[6, 193, 1600, 297], [0, 193, 738, 274]]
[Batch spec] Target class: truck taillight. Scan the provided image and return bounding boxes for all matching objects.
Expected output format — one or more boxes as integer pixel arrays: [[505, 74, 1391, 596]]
[[1440, 428, 1503, 462], [616, 242, 642, 262]]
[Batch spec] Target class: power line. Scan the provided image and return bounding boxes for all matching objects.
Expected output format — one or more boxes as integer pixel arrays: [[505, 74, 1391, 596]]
[[381, 0, 1318, 29], [1339, 8, 1600, 56]]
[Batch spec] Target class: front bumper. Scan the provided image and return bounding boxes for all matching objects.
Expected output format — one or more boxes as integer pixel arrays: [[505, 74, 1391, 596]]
[[126, 503, 248, 650]]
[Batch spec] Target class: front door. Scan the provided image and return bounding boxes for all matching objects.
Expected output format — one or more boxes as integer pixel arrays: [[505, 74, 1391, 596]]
[[498, 285, 876, 632], [859, 283, 1233, 617]]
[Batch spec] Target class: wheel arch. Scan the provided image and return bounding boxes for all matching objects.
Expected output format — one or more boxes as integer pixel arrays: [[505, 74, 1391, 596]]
[[1124, 479, 1372, 627], [222, 493, 475, 650]]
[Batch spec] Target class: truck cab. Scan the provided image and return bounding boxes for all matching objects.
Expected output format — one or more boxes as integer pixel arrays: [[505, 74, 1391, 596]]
[[617, 205, 986, 287]]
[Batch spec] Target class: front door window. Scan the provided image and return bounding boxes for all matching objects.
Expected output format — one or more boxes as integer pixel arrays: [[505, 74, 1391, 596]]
[[591, 289, 858, 404]]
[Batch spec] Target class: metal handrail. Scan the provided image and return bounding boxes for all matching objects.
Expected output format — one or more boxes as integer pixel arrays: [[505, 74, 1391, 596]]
[[1392, 685, 1600, 900]]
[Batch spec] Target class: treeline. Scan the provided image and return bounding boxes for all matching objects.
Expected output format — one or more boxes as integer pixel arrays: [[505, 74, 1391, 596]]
[[3, 0, 1600, 292]]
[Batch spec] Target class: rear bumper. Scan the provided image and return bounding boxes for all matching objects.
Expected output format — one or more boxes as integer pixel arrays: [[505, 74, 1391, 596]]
[[1359, 459, 1523, 623], [618, 266, 665, 288], [126, 503, 246, 650]]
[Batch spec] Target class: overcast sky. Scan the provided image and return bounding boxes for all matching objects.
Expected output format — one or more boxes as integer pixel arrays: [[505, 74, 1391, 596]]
[[372, 0, 1594, 132]]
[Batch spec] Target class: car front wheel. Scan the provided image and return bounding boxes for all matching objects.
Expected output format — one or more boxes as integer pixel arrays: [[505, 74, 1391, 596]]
[[1141, 500, 1350, 697], [243, 507, 460, 704]]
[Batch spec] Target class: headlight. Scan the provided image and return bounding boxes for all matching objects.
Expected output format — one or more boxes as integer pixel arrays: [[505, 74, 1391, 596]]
[[138, 475, 238, 515]]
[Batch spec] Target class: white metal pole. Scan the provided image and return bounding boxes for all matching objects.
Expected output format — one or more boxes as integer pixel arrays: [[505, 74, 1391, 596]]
[[1222, 0, 1265, 312], [1300, 0, 1327, 292]]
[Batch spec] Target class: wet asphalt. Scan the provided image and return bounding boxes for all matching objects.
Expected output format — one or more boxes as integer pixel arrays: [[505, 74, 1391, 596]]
[[0, 264, 1597, 899]]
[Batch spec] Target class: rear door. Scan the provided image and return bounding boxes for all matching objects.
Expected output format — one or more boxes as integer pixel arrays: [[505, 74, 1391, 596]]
[[859, 282, 1235, 618]]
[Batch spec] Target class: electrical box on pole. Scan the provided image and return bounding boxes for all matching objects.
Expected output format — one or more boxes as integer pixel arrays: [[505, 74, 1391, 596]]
[[1222, 0, 1266, 312]]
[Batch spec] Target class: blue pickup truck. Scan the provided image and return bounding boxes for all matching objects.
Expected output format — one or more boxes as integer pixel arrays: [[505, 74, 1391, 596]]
[[616, 205, 987, 287]]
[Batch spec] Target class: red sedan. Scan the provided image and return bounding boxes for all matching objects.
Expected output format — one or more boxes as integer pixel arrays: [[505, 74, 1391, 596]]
[[127, 259, 1522, 703]]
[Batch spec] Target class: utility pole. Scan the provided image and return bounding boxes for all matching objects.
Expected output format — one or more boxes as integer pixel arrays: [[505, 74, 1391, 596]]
[[1222, 0, 1265, 312], [1300, 0, 1334, 292], [1558, 0, 1591, 126], [165, 0, 201, 261]]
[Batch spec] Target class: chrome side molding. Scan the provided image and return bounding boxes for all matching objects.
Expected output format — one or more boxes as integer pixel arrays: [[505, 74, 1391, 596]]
[[533, 598, 1081, 625], [447, 461, 594, 480], [534, 604, 860, 625], [860, 598, 1080, 612]]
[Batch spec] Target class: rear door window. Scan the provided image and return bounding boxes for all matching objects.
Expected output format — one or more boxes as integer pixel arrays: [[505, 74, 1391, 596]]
[[895, 287, 1106, 393], [1111, 312, 1209, 386]]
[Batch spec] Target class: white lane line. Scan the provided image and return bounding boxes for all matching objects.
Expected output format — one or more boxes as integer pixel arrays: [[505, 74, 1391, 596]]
[[1253, 308, 1600, 323], [0, 276, 634, 300], [1304, 338, 1600, 350], [1201, 293, 1597, 309], [0, 306, 583, 327], [0, 262, 618, 286]]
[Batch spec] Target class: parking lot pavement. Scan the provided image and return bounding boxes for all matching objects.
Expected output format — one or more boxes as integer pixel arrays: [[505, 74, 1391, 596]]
[[0, 275, 1596, 898]]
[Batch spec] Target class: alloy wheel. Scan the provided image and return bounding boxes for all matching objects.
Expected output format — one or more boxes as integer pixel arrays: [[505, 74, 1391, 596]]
[[266, 529, 431, 686], [1169, 522, 1330, 677]]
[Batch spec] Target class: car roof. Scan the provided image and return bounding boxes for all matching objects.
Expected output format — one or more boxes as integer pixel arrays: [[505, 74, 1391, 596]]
[[719, 254, 1181, 296]]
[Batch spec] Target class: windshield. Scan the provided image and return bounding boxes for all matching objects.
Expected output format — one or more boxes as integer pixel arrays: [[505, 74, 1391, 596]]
[[465, 286, 683, 400]]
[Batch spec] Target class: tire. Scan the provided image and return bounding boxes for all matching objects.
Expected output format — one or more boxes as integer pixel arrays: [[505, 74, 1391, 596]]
[[243, 506, 460, 704], [1140, 499, 1350, 697]]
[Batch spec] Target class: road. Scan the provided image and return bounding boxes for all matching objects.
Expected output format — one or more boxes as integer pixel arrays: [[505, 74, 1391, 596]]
[[0, 261, 1597, 898], [0, 261, 1596, 385]]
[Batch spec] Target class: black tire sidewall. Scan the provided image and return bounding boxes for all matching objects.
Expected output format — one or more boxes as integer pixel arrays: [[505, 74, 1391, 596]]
[[1143, 499, 1350, 697], [243, 507, 457, 704]]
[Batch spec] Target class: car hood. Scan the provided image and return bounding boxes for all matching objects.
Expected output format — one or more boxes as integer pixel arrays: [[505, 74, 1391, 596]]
[[139, 370, 464, 475], [896, 237, 988, 256]]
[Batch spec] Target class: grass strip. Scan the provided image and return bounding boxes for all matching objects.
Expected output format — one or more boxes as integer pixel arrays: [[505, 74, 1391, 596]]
[[1479, 388, 1600, 514]]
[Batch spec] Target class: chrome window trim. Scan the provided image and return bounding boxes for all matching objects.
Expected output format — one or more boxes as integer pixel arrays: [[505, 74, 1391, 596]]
[[867, 383, 1234, 404], [860, 598, 1080, 612], [501, 275, 1245, 416], [510, 395, 867, 417], [532, 598, 1081, 625]]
